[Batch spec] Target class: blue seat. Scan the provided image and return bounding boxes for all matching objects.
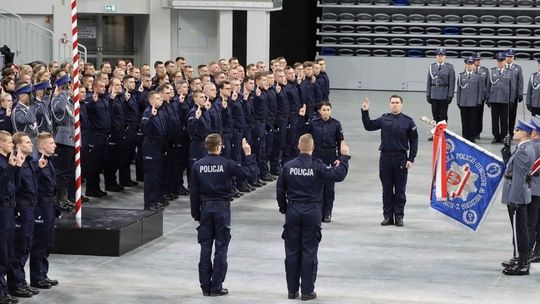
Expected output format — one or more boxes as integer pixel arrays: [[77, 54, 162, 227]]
[[393, 0, 410, 5], [443, 27, 460, 35], [320, 48, 337, 56], [407, 49, 424, 57]]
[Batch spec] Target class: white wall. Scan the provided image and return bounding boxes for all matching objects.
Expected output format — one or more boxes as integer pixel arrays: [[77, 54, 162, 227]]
[[175, 10, 219, 69]]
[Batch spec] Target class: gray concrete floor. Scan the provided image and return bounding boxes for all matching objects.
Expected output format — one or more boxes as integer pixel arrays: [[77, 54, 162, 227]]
[[23, 90, 540, 304]]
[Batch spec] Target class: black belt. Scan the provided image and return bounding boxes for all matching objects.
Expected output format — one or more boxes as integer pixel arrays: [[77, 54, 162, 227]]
[[201, 201, 230, 208], [289, 201, 322, 205], [0, 201, 15, 208], [432, 84, 448, 88], [16, 200, 35, 208], [38, 196, 56, 204], [381, 151, 406, 156]]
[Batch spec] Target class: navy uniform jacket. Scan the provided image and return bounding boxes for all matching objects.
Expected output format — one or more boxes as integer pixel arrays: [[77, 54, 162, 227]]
[[487, 67, 515, 104], [108, 94, 127, 141], [215, 97, 233, 139], [173, 95, 191, 141], [298, 116, 344, 164], [284, 80, 302, 117], [188, 106, 211, 143], [526, 72, 540, 108], [426, 62, 456, 100], [0, 154, 18, 206], [141, 107, 167, 157], [361, 111, 418, 163], [84, 94, 111, 132], [253, 89, 268, 123], [276, 153, 350, 213], [318, 71, 330, 101], [229, 95, 246, 132], [242, 90, 256, 130], [300, 78, 315, 110], [190, 154, 258, 219], [12, 102, 38, 137], [51, 91, 75, 147], [456, 72, 485, 107], [507, 63, 524, 100], [275, 86, 290, 121], [124, 91, 140, 127], [35, 97, 53, 133], [137, 88, 150, 115], [208, 99, 224, 135], [313, 76, 325, 103], [502, 141, 535, 205], [162, 101, 182, 142], [37, 156, 56, 198], [266, 86, 278, 128], [16, 156, 39, 206], [0, 108, 13, 133]]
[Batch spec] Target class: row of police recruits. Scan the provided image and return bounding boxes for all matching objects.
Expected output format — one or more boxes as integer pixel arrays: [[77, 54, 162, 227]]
[[426, 48, 540, 144], [0, 131, 59, 304]]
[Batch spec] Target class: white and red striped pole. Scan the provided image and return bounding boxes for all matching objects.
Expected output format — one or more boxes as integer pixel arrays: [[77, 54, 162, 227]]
[[71, 0, 82, 219]]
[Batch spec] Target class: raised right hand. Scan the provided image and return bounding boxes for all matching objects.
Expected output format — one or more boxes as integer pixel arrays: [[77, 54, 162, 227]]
[[361, 97, 370, 111], [299, 104, 306, 116], [340, 140, 350, 156]]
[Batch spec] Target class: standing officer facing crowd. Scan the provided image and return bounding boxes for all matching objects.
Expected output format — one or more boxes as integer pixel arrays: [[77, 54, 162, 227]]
[[190, 134, 258, 297], [361, 95, 418, 227], [276, 134, 350, 301]]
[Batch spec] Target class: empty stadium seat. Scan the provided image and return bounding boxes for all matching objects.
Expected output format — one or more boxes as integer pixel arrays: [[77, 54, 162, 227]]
[[356, 25, 372, 33], [322, 13, 338, 21], [462, 0, 480, 5], [320, 48, 337, 56], [516, 40, 533, 48], [445, 50, 458, 58], [409, 0, 425, 5], [479, 40, 496, 47], [480, 15, 497, 24], [426, 14, 443, 23], [427, 0, 444, 5], [409, 14, 425, 22], [407, 49, 424, 57], [339, 37, 355, 44], [479, 0, 496, 5], [497, 40, 514, 48], [390, 49, 407, 56], [338, 13, 356, 21], [479, 51, 494, 58], [338, 48, 355, 56], [321, 37, 338, 44], [321, 25, 338, 32], [373, 49, 389, 56], [443, 27, 459, 35], [374, 0, 392, 5], [374, 38, 390, 45], [356, 37, 373, 44], [339, 25, 356, 33], [460, 50, 475, 57], [355, 49, 371, 56], [445, 0, 461, 5], [479, 28, 495, 35], [462, 15, 480, 23], [426, 38, 442, 46], [356, 13, 372, 22], [461, 39, 477, 47], [373, 13, 391, 22], [425, 50, 437, 57], [498, 15, 516, 24], [444, 15, 460, 23], [393, 0, 411, 5], [497, 28, 514, 36], [516, 0, 534, 6], [499, 0, 515, 6], [391, 14, 408, 22], [373, 26, 390, 33], [426, 27, 442, 34], [391, 26, 407, 34], [408, 38, 424, 45], [515, 28, 532, 36], [391, 37, 407, 45], [516, 16, 533, 24], [461, 27, 477, 35], [515, 52, 530, 59], [408, 27, 425, 34], [443, 39, 460, 46]]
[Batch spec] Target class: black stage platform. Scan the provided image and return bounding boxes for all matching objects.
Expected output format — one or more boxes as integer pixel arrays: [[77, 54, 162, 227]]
[[52, 207, 163, 256]]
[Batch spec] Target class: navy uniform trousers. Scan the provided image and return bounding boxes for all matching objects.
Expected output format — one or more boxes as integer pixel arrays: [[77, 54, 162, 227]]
[[8, 205, 34, 290], [30, 197, 55, 282], [283, 202, 322, 295], [379, 152, 408, 220], [197, 201, 231, 293], [0, 205, 15, 297]]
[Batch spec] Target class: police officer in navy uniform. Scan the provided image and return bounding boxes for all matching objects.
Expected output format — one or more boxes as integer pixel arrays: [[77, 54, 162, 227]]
[[457, 57, 485, 142], [8, 132, 46, 298], [361, 95, 418, 226], [0, 131, 20, 304], [284, 67, 302, 162], [141, 91, 167, 211], [84, 79, 110, 197], [426, 48, 455, 138], [297, 102, 344, 223], [188, 90, 212, 168], [526, 60, 540, 116], [32, 81, 52, 134], [505, 49, 524, 137], [29, 133, 58, 290], [270, 69, 290, 175], [118, 75, 140, 187], [0, 93, 14, 134], [487, 52, 514, 144], [501, 120, 535, 275], [190, 133, 258, 297], [473, 53, 489, 139], [103, 78, 126, 192], [50, 75, 76, 209], [277, 134, 350, 301]]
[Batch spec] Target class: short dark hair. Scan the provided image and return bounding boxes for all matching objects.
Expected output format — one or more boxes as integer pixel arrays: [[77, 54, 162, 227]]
[[390, 95, 403, 103], [153, 61, 164, 69], [205, 133, 222, 152]]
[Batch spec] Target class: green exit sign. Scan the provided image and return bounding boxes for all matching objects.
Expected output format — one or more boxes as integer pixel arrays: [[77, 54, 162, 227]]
[[105, 5, 116, 12]]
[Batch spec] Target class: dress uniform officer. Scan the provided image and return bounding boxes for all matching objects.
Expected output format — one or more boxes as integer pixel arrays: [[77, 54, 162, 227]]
[[29, 133, 58, 290], [473, 53, 489, 139], [426, 48, 455, 135], [50, 75, 76, 206], [8, 132, 46, 298], [0, 94, 13, 134], [500, 120, 535, 275], [526, 60, 540, 116], [118, 75, 140, 187], [84, 79, 111, 197], [276, 134, 350, 301], [11, 83, 37, 145], [32, 81, 53, 134], [527, 116, 540, 263], [297, 102, 343, 223], [141, 91, 166, 211], [190, 134, 258, 297], [361, 95, 418, 226], [505, 49, 524, 137], [456, 57, 485, 142], [487, 52, 515, 144], [0, 131, 20, 304]]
